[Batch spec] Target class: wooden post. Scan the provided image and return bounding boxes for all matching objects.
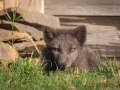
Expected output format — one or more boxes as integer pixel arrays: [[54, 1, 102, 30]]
[[0, 0, 4, 10], [4, 0, 18, 8], [4, 0, 44, 13]]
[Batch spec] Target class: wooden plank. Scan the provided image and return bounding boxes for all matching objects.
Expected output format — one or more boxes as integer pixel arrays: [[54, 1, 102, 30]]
[[87, 45, 120, 57], [4, 0, 18, 8], [45, 0, 120, 16], [45, 5, 120, 16], [0, 0, 4, 10], [4, 0, 44, 13], [45, 0, 119, 5], [59, 16, 120, 57], [17, 0, 44, 13]]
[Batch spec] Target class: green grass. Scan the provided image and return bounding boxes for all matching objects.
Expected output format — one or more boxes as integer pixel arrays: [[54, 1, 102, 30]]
[[0, 58, 120, 90]]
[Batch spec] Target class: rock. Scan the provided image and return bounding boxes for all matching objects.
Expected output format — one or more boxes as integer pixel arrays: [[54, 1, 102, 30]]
[[0, 42, 19, 65], [1, 20, 43, 40], [14, 40, 45, 51], [0, 7, 60, 28], [13, 40, 45, 57], [0, 28, 30, 42], [23, 11, 60, 29]]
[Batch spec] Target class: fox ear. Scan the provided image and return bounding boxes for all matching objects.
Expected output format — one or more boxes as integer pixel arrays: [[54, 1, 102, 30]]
[[73, 25, 87, 45], [43, 26, 56, 43]]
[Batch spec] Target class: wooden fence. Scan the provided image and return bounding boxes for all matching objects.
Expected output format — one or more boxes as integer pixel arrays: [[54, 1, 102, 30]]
[[45, 0, 120, 16], [0, 0, 3, 10], [0, 0, 44, 13]]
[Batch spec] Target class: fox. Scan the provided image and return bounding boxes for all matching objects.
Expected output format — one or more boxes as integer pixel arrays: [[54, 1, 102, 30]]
[[42, 25, 99, 71]]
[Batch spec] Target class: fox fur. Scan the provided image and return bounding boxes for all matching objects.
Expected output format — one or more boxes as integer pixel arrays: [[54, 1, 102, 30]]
[[42, 25, 99, 71]]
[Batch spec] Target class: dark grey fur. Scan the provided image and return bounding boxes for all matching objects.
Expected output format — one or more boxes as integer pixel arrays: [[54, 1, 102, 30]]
[[42, 25, 99, 71]]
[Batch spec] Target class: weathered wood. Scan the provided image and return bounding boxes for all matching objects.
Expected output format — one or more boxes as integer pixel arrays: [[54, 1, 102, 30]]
[[0, 0, 3, 10], [87, 45, 120, 57], [45, 0, 119, 5], [45, 0, 120, 16], [59, 16, 120, 57], [17, 0, 44, 13], [4, 0, 44, 13], [4, 0, 18, 8]]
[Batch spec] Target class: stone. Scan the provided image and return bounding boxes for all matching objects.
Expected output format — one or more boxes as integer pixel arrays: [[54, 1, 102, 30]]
[[14, 40, 45, 57], [0, 42, 19, 65], [14, 40, 45, 51], [1, 20, 43, 40], [0, 7, 60, 28], [0, 28, 30, 42]]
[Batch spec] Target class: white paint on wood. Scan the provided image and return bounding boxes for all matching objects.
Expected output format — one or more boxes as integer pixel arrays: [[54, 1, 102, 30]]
[[4, 0, 44, 13], [4, 0, 18, 8], [41, 0, 44, 13], [0, 0, 3, 9]]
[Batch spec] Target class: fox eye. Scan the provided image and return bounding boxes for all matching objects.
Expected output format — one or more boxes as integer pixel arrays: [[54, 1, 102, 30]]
[[53, 48, 60, 52], [70, 48, 76, 52]]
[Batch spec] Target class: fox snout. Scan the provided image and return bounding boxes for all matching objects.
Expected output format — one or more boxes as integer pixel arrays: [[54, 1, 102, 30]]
[[59, 62, 67, 67], [57, 54, 72, 69], [57, 59, 68, 67], [58, 62, 67, 70]]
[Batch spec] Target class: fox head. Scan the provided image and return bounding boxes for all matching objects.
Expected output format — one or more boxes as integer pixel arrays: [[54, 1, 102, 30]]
[[43, 25, 87, 70]]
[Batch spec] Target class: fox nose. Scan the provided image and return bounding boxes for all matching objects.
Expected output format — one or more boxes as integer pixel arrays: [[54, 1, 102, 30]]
[[61, 62, 67, 67]]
